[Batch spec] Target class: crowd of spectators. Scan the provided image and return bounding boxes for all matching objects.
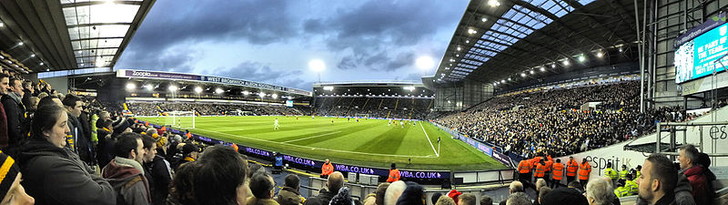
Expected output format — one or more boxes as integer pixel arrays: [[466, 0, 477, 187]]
[[315, 97, 432, 120], [435, 80, 724, 158], [127, 102, 305, 116]]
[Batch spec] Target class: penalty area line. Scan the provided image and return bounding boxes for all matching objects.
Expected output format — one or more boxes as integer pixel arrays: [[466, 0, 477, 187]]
[[419, 123, 439, 157]]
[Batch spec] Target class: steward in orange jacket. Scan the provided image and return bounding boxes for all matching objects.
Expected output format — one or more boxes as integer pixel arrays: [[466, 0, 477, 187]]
[[551, 159, 565, 188], [321, 159, 334, 178], [387, 163, 400, 182], [566, 156, 579, 183], [517, 159, 533, 185], [534, 161, 546, 179], [578, 158, 592, 188]]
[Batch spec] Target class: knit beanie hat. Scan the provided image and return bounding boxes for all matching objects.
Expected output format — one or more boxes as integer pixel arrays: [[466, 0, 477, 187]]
[[0, 152, 20, 200]]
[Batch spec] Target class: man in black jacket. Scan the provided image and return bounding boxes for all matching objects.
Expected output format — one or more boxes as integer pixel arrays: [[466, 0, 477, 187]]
[[2, 77, 26, 147], [63, 94, 95, 166]]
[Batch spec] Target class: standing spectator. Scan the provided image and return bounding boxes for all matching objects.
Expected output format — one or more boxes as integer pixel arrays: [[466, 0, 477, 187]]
[[62, 94, 94, 166], [149, 136, 173, 205], [170, 145, 250, 205], [0, 74, 9, 149], [247, 171, 279, 205], [457, 193, 476, 205], [17, 105, 115, 204], [277, 174, 303, 205], [2, 77, 24, 147], [677, 144, 713, 205], [96, 119, 115, 168], [636, 154, 677, 205], [0, 151, 35, 204], [141, 135, 158, 204], [101, 132, 151, 205], [396, 182, 425, 205]]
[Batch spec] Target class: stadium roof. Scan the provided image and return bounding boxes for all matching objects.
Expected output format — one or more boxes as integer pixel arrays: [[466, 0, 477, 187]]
[[0, 0, 155, 73], [434, 0, 641, 84]]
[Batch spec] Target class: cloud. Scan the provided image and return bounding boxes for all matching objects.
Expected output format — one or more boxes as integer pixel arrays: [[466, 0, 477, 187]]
[[209, 61, 310, 90]]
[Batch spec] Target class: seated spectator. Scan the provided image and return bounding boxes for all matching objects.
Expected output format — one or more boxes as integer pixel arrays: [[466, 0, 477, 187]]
[[383, 181, 407, 205], [396, 182, 425, 205], [329, 187, 353, 205], [17, 105, 116, 204], [505, 192, 531, 205], [305, 172, 345, 205], [458, 193, 476, 205], [101, 132, 151, 205], [436, 196, 457, 205], [499, 181, 525, 205], [0, 152, 34, 204], [585, 178, 613, 205], [247, 171, 279, 205], [540, 187, 587, 205], [480, 195, 493, 205], [277, 174, 304, 205]]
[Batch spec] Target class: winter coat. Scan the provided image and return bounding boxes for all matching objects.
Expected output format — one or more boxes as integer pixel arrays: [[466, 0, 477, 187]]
[[16, 139, 116, 205], [247, 197, 280, 205], [277, 186, 303, 205], [304, 188, 335, 205], [2, 93, 25, 146], [102, 157, 152, 205], [681, 165, 713, 205], [148, 153, 173, 205]]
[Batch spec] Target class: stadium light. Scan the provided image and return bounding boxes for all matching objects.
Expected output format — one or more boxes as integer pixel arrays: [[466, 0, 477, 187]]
[[507, 77, 511, 81], [563, 59, 570, 66], [416, 56, 434, 70], [125, 83, 136, 90], [551, 64, 556, 68], [540, 67, 546, 72], [481, 17, 488, 22], [578, 55, 586, 62], [596, 51, 604, 58], [258, 92, 266, 97], [271, 94, 278, 99], [144, 84, 153, 91], [17, 42, 23, 46], [501, 80, 506, 83], [194, 86, 203, 94], [242, 90, 250, 95], [323, 86, 334, 91], [530, 70, 535, 75], [487, 0, 500, 7], [467, 28, 477, 34], [521, 73, 526, 77], [168, 84, 178, 92], [215, 88, 224, 94], [404, 86, 415, 92]]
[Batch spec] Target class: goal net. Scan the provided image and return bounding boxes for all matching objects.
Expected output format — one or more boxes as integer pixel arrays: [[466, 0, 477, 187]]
[[164, 110, 196, 129], [355, 113, 370, 119]]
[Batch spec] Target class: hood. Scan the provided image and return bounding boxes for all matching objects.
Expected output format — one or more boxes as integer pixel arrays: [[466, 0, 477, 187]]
[[102, 157, 144, 180], [17, 139, 70, 164], [682, 165, 705, 177]]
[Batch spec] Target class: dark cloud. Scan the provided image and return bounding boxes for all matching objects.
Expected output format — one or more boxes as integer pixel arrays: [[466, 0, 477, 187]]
[[307, 0, 457, 72], [127, 0, 295, 55], [212, 62, 310, 90], [116, 46, 199, 73]]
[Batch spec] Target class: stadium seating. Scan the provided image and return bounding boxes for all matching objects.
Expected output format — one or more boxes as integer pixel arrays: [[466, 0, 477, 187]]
[[126, 102, 304, 116], [315, 97, 433, 119]]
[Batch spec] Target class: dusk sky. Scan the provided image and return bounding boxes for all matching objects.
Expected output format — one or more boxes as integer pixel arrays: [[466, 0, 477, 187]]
[[115, 0, 469, 90]]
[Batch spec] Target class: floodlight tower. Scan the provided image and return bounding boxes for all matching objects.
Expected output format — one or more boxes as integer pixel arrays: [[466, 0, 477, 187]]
[[309, 59, 326, 83]]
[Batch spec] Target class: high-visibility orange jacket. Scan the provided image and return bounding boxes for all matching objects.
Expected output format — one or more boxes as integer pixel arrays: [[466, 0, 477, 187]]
[[552, 163, 565, 180], [387, 169, 401, 182], [545, 159, 553, 172], [321, 162, 334, 176], [534, 163, 546, 178], [566, 159, 579, 177], [578, 162, 592, 180], [186, 132, 192, 139], [518, 159, 533, 174]]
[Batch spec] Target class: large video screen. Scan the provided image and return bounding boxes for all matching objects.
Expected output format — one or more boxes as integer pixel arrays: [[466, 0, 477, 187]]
[[286, 100, 294, 107], [675, 23, 728, 84]]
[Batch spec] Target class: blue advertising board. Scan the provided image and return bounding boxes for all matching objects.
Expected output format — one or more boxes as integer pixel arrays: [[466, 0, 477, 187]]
[[675, 13, 728, 84]]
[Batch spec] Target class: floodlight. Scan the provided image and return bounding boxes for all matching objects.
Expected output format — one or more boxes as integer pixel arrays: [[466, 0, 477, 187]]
[[194, 87, 203, 94], [30, 54, 35, 58], [17, 42, 23, 46], [415, 56, 434, 70], [0, 21, 4, 27], [540, 67, 546, 72], [596, 52, 604, 58], [481, 17, 488, 22], [507, 78, 512, 81], [168, 85, 178, 92], [487, 0, 500, 7], [215, 88, 224, 94], [144, 84, 153, 91], [578, 55, 586, 62], [308, 59, 326, 72], [563, 60, 570, 66], [465, 40, 470, 44], [242, 90, 250, 95], [521, 73, 526, 77], [467, 28, 477, 34], [323, 86, 334, 91], [258, 92, 266, 97], [530, 70, 535, 74], [404, 86, 415, 92], [39, 62, 44, 66], [551, 64, 556, 68], [125, 83, 136, 90], [271, 94, 278, 99]]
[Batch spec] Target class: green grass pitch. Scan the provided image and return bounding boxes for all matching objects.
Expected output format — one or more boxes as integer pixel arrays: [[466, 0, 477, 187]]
[[139, 116, 506, 171]]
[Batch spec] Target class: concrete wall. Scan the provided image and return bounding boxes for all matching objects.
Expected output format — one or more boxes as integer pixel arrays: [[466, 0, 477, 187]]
[[41, 76, 68, 94]]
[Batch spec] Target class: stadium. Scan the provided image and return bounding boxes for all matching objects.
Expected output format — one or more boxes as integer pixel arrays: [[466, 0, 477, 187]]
[[0, 0, 727, 204]]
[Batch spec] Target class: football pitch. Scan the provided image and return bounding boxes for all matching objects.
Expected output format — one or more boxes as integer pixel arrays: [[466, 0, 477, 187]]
[[139, 116, 506, 171]]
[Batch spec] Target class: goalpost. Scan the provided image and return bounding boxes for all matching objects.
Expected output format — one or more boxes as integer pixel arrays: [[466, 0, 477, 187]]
[[164, 110, 196, 129]]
